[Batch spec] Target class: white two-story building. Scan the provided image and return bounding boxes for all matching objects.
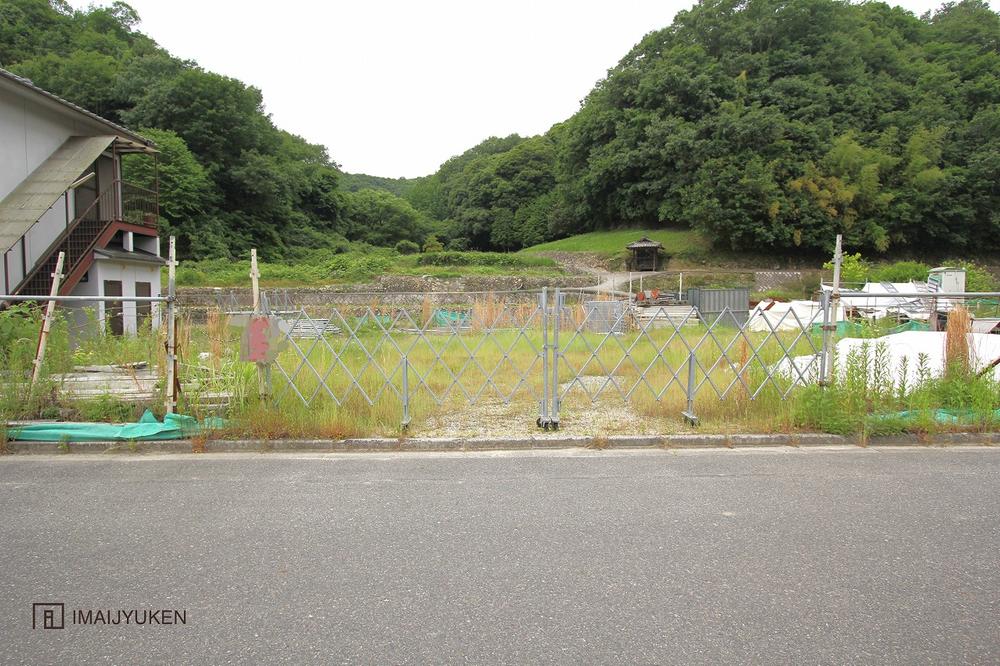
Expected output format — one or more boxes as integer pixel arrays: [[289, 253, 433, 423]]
[[0, 67, 163, 335]]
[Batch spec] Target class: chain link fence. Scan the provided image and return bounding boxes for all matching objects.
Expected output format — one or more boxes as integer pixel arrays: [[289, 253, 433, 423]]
[[238, 287, 838, 430]]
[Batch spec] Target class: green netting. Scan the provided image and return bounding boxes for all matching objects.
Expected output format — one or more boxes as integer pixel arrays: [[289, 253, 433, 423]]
[[887, 320, 930, 334], [433, 309, 471, 327], [6, 410, 222, 442], [809, 320, 930, 337], [874, 409, 1000, 424]]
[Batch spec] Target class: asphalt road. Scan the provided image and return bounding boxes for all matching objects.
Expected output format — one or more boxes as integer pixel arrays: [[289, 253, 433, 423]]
[[1, 447, 999, 664]]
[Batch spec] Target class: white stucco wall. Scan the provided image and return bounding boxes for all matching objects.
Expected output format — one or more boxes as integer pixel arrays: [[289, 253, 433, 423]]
[[63, 264, 102, 338], [0, 92, 72, 200], [0, 83, 125, 201], [67, 257, 162, 335], [1, 79, 134, 293]]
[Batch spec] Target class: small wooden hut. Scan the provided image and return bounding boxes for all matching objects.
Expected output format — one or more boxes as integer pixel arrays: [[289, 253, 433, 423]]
[[626, 237, 663, 271]]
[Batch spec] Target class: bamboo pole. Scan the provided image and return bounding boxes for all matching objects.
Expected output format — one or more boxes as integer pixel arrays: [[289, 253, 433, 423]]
[[164, 236, 177, 414], [822, 234, 843, 386], [250, 249, 260, 314], [249, 249, 270, 400], [30, 251, 65, 389]]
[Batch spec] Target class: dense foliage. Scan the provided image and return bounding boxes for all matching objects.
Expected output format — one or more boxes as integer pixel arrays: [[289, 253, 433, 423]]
[[396, 0, 1000, 256], [3, 0, 999, 259], [553, 0, 1000, 256]]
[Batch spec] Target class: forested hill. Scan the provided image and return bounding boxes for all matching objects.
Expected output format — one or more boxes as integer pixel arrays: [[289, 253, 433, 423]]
[[338, 173, 416, 197], [409, 0, 1000, 256], [3, 0, 999, 260], [556, 0, 1000, 256], [346, 0, 1000, 258]]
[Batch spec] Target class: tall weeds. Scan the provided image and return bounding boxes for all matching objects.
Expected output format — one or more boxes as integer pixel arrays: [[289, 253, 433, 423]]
[[945, 306, 972, 378]]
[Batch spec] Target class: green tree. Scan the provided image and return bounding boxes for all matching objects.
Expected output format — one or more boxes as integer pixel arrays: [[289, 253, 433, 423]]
[[123, 69, 276, 170], [341, 189, 428, 247], [13, 50, 123, 119], [121, 128, 223, 259]]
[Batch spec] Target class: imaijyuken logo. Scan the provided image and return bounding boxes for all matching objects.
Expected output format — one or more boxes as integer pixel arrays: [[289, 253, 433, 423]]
[[31, 602, 188, 629], [32, 603, 64, 630]]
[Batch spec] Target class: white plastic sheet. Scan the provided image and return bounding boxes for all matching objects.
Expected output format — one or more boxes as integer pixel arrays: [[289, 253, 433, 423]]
[[777, 332, 1000, 387]]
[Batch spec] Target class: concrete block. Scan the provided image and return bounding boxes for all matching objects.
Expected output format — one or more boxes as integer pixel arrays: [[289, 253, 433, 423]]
[[336, 438, 403, 452], [730, 434, 794, 447], [606, 435, 663, 448], [795, 433, 853, 447], [664, 434, 731, 448], [465, 438, 532, 451], [532, 436, 589, 449], [868, 433, 927, 447], [204, 439, 269, 453], [398, 438, 463, 452]]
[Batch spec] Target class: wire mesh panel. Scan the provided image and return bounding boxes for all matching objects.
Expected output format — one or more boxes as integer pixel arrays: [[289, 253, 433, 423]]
[[583, 301, 627, 333], [264, 293, 550, 427], [555, 293, 826, 424], [246, 288, 836, 428]]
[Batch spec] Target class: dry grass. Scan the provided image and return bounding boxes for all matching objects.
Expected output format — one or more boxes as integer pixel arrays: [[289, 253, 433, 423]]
[[471, 292, 504, 332], [587, 435, 610, 449], [421, 294, 433, 328], [206, 310, 228, 371], [945, 306, 972, 378]]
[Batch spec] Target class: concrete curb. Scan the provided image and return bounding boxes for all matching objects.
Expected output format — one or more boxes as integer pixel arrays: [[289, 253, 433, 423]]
[[3, 432, 999, 455]]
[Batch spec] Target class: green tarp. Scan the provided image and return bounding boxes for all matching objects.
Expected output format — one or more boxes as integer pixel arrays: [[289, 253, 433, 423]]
[[7, 410, 219, 442], [809, 320, 930, 337], [875, 408, 1000, 424], [433, 309, 471, 328]]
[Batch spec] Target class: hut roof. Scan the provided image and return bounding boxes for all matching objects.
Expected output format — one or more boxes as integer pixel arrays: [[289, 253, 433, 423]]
[[626, 236, 663, 250]]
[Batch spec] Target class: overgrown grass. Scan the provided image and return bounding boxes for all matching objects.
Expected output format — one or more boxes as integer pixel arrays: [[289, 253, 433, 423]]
[[175, 249, 562, 287], [792, 339, 1000, 438], [2, 297, 998, 439], [416, 252, 556, 269]]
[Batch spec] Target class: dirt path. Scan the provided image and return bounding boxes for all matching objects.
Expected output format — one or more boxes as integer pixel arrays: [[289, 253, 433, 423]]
[[535, 251, 668, 295]]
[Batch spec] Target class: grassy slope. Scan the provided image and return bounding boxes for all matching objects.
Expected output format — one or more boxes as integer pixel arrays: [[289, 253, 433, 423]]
[[174, 251, 563, 288], [522, 228, 710, 259]]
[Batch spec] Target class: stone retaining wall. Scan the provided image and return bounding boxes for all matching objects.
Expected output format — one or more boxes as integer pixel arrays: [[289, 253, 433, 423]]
[[177, 274, 598, 314]]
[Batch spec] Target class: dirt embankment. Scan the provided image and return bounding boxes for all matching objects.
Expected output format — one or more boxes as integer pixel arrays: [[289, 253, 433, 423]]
[[532, 251, 613, 276]]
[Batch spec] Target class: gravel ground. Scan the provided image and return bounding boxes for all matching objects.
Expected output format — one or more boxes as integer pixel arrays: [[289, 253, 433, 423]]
[[416, 388, 674, 439]]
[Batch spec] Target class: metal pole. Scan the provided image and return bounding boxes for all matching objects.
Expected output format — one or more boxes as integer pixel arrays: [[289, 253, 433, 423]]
[[819, 289, 832, 386], [682, 350, 698, 426], [165, 236, 177, 414], [679, 272, 684, 301], [539, 288, 549, 428], [0, 295, 170, 303], [551, 288, 560, 430], [31, 251, 65, 389], [825, 234, 843, 386], [401, 356, 410, 429]]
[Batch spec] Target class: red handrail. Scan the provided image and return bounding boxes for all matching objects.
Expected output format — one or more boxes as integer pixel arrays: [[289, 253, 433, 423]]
[[10, 179, 159, 295]]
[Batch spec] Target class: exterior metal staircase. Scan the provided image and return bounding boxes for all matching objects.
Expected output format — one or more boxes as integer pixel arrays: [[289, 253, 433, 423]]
[[9, 180, 158, 298], [15, 217, 109, 296]]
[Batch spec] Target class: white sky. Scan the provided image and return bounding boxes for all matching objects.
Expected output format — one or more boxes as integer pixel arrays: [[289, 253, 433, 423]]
[[72, 0, 998, 178]]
